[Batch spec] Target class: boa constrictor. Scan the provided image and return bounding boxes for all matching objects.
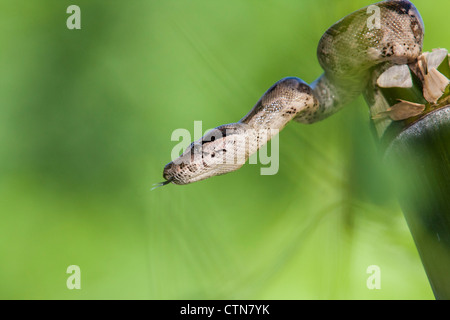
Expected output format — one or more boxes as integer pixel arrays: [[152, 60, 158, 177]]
[[158, 0, 424, 187]]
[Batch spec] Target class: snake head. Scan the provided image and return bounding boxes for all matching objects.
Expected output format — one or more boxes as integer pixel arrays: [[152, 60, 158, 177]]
[[161, 123, 251, 185]]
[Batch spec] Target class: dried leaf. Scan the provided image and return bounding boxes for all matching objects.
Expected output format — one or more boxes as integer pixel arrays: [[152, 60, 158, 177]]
[[416, 53, 428, 81], [423, 68, 450, 103], [427, 48, 449, 70], [376, 64, 413, 88], [372, 100, 425, 121]]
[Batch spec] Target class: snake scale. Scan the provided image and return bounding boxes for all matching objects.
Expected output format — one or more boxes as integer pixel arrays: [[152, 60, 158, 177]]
[[157, 0, 424, 187]]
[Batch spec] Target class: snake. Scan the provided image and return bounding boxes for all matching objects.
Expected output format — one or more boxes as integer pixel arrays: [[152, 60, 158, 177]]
[[156, 0, 424, 187]]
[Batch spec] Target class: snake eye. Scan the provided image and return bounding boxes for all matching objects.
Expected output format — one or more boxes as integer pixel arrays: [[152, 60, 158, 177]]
[[202, 134, 217, 145], [202, 126, 236, 145]]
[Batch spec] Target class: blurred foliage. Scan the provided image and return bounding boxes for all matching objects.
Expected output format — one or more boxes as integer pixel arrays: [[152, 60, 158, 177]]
[[0, 0, 448, 299]]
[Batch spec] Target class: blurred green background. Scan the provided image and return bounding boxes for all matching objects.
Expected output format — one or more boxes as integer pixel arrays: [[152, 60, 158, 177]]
[[0, 0, 448, 299]]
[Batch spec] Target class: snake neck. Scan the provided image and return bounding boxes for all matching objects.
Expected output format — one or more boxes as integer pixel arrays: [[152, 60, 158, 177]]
[[306, 72, 371, 123]]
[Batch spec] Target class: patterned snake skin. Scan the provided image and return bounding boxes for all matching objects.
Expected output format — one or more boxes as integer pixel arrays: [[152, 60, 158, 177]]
[[158, 0, 424, 186]]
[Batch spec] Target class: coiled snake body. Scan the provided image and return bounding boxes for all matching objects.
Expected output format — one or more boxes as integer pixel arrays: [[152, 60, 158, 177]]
[[159, 0, 424, 186]]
